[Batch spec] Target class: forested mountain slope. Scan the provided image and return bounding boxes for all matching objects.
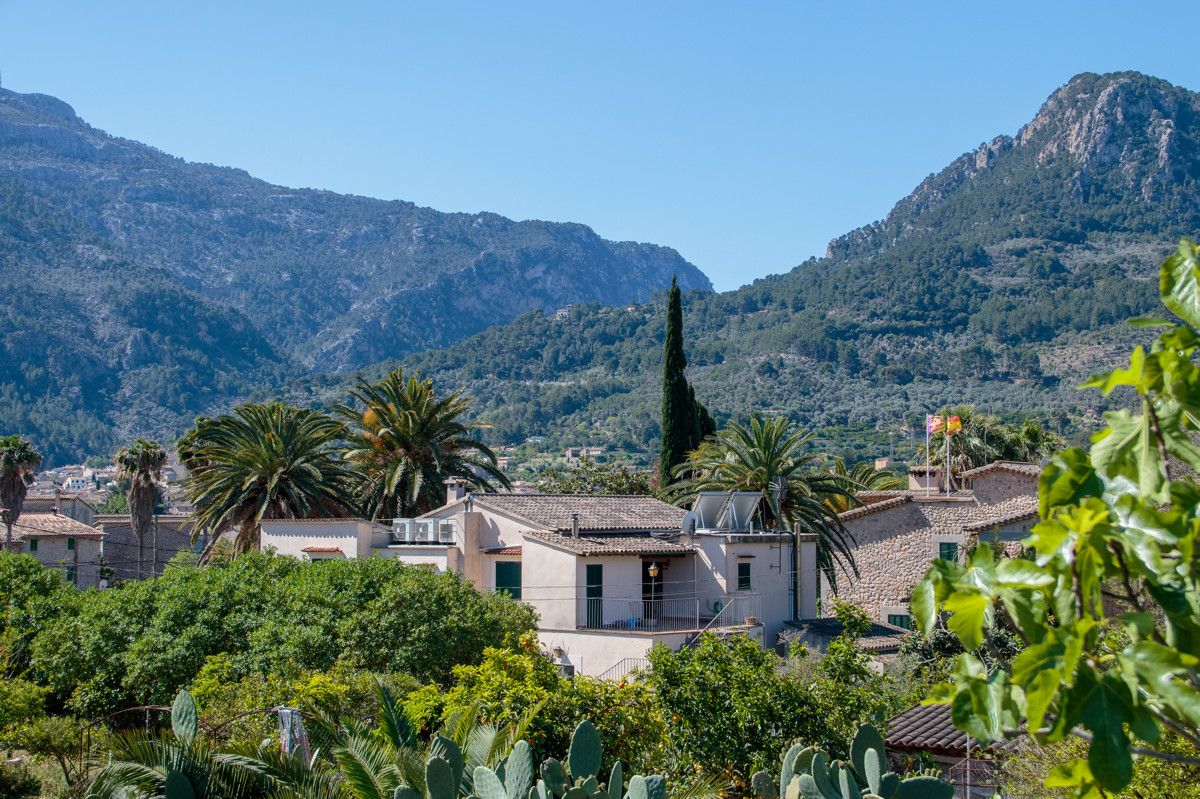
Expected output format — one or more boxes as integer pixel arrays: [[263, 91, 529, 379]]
[[282, 71, 1198, 468], [0, 87, 709, 463]]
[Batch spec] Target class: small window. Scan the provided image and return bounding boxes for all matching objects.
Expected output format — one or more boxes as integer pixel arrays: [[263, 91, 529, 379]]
[[737, 562, 752, 591], [67, 537, 75, 551], [28, 539, 38, 553], [939, 542, 958, 562], [887, 614, 911, 630], [66, 566, 75, 584], [495, 561, 522, 600]]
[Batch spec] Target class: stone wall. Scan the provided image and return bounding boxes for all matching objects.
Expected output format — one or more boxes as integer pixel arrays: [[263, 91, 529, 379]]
[[971, 471, 1039, 505]]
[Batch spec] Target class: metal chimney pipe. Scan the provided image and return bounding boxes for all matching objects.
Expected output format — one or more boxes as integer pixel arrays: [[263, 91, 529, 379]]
[[571, 512, 580, 538]]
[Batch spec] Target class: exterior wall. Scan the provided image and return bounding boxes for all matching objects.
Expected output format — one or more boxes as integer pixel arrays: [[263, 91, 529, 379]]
[[420, 504, 530, 583], [259, 520, 365, 560], [536, 628, 695, 677], [94, 515, 196, 581], [374, 545, 458, 572], [830, 500, 965, 621], [25, 497, 94, 526], [521, 539, 579, 629], [970, 471, 1039, 505], [694, 533, 794, 642], [575, 554, 644, 628], [908, 472, 943, 491], [798, 535, 818, 619], [22, 537, 103, 589]]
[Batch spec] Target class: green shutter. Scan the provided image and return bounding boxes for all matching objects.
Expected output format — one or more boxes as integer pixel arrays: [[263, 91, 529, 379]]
[[939, 542, 958, 561], [585, 564, 603, 628], [737, 562, 752, 591], [67, 537, 75, 551], [67, 566, 75, 584], [887, 614, 911, 630], [29, 539, 37, 553], [495, 561, 522, 600]]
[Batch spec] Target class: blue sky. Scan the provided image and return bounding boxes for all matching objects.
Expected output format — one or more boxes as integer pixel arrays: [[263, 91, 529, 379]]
[[2, 2, 1197, 291]]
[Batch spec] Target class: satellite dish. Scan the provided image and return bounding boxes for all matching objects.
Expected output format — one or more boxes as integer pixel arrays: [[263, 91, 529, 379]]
[[98, 579, 108, 591], [681, 511, 698, 536]]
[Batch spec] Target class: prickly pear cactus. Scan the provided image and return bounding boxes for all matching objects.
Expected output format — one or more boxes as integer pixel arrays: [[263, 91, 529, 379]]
[[751, 724, 954, 799]]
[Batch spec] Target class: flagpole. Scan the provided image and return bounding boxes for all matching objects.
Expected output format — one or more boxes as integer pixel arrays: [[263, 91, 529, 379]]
[[925, 417, 931, 498], [945, 422, 952, 494]]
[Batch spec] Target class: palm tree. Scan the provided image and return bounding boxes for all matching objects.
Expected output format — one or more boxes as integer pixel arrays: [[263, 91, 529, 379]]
[[0, 435, 42, 550], [181, 402, 360, 558], [114, 439, 167, 578], [334, 368, 509, 520], [665, 415, 859, 589], [821, 458, 904, 515]]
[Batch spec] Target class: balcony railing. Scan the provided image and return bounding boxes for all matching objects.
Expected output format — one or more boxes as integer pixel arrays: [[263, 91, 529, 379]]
[[577, 591, 763, 634], [578, 597, 700, 632]]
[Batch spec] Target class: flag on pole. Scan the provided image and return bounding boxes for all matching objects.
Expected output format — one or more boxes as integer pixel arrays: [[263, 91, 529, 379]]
[[926, 415, 944, 434], [947, 416, 962, 433]]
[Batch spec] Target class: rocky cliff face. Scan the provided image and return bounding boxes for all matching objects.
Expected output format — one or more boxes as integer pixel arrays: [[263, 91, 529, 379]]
[[825, 72, 1200, 262]]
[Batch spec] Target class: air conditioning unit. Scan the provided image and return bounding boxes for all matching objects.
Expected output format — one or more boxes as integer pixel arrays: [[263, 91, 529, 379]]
[[438, 520, 457, 544], [413, 520, 437, 543], [391, 519, 414, 544]]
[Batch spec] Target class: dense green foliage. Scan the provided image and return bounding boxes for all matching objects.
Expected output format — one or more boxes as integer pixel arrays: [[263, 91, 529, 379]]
[[919, 405, 1063, 482], [644, 628, 905, 791], [0, 434, 41, 546], [912, 238, 1200, 797], [535, 458, 652, 495], [0, 551, 536, 719]]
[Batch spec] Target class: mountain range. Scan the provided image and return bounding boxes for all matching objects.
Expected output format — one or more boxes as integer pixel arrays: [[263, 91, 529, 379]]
[[3, 71, 1199, 467], [0, 86, 709, 463]]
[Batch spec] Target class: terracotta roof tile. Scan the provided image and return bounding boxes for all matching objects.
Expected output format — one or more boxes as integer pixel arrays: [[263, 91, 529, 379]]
[[789, 617, 910, 653], [300, 545, 345, 554], [482, 546, 522, 556], [885, 703, 1019, 756], [960, 461, 1043, 479], [469, 494, 686, 532], [906, 465, 944, 475], [837, 495, 911, 521], [11, 513, 104, 539], [522, 530, 693, 556], [855, 490, 913, 505]]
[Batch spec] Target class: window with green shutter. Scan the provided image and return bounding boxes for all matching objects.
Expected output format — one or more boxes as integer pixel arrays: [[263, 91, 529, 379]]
[[28, 539, 37, 553], [737, 562, 752, 591], [66, 566, 75, 584], [887, 614, 911, 630], [67, 537, 75, 551], [939, 542, 958, 562], [495, 561, 521, 600]]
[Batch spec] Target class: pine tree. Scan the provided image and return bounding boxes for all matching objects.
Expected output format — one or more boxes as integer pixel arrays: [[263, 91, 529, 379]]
[[660, 277, 693, 485]]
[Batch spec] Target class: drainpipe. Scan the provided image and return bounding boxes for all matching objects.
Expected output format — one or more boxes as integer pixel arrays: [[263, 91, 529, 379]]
[[791, 522, 800, 621], [571, 512, 580, 538]]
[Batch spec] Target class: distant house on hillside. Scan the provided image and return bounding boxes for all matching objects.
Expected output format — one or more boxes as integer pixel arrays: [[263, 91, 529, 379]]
[[260, 482, 821, 677], [564, 446, 604, 462], [833, 461, 1041, 627]]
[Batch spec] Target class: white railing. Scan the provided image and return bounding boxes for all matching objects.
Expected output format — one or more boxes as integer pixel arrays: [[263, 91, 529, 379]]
[[578, 596, 700, 632], [688, 591, 763, 645], [596, 657, 651, 681]]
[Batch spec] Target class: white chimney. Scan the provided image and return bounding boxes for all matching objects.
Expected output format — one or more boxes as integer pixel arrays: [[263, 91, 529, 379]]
[[445, 478, 467, 506]]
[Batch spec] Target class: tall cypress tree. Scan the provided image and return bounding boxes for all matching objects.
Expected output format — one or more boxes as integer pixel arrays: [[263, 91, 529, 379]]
[[660, 277, 692, 485]]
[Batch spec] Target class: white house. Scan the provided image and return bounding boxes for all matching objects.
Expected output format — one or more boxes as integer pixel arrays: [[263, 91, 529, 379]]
[[256, 483, 819, 678]]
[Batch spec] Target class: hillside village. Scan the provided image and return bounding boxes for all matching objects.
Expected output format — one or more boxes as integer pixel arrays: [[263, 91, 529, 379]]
[[4, 53, 1200, 799]]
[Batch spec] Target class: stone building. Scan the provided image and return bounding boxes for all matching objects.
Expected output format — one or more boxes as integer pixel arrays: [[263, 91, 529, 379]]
[[8, 511, 106, 588], [830, 461, 1041, 627], [92, 513, 198, 581]]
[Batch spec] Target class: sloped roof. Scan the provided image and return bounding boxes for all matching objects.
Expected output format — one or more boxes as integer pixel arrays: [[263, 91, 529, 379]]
[[789, 617, 911, 653], [907, 465, 944, 475], [300, 546, 345, 555], [11, 513, 104, 539], [960, 461, 1043, 479], [854, 490, 913, 505], [838, 492, 1038, 536], [481, 546, 522, 556], [470, 494, 687, 532], [522, 530, 693, 557], [885, 703, 1018, 756]]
